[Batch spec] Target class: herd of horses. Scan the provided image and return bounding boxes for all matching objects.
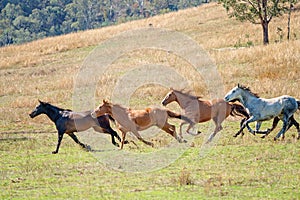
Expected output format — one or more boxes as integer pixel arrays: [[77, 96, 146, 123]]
[[29, 84, 300, 154]]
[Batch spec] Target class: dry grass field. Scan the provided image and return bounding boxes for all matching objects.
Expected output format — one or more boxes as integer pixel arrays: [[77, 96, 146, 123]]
[[1, 3, 300, 199]]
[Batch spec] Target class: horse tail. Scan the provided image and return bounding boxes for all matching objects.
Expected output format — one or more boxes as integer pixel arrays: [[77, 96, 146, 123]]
[[230, 103, 250, 119], [166, 110, 194, 124], [297, 100, 300, 110], [107, 114, 116, 124]]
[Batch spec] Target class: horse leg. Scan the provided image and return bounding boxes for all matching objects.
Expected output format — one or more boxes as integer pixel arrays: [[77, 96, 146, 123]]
[[234, 118, 247, 137], [255, 120, 277, 135], [234, 116, 257, 137], [132, 130, 154, 147], [186, 123, 200, 136], [282, 119, 293, 140], [67, 132, 88, 150], [284, 115, 299, 139], [206, 127, 221, 144], [162, 123, 182, 143], [289, 116, 300, 139], [234, 115, 258, 137], [93, 126, 120, 147], [255, 121, 262, 133], [244, 116, 261, 135], [103, 128, 119, 147], [261, 117, 280, 138], [253, 122, 271, 134], [206, 117, 223, 143], [274, 115, 289, 141], [53, 131, 64, 154], [179, 121, 187, 138], [120, 130, 127, 150], [107, 127, 129, 145]]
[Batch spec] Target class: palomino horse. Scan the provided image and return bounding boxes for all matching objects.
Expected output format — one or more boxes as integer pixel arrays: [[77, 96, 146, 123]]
[[91, 100, 193, 149], [29, 100, 122, 154], [224, 84, 300, 140], [161, 89, 249, 142]]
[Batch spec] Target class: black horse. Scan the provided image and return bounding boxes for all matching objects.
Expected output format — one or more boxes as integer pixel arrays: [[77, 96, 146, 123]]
[[29, 100, 122, 154]]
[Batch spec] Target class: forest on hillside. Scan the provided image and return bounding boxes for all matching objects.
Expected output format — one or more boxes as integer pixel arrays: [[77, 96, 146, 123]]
[[0, 0, 205, 47]]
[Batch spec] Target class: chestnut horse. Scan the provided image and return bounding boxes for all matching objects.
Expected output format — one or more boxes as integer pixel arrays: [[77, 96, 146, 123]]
[[161, 89, 249, 142], [91, 100, 193, 149]]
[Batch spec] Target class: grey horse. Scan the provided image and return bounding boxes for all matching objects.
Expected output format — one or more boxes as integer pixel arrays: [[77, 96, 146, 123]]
[[224, 84, 300, 140]]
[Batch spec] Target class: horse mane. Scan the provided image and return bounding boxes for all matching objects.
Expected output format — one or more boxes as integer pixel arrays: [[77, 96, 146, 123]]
[[145, 108, 152, 113], [172, 89, 202, 100], [238, 85, 260, 98], [44, 102, 73, 112], [112, 103, 128, 112]]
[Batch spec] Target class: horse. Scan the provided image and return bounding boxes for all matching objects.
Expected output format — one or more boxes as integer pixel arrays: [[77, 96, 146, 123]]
[[91, 100, 193, 149], [29, 100, 122, 154], [161, 88, 249, 142], [224, 84, 300, 140]]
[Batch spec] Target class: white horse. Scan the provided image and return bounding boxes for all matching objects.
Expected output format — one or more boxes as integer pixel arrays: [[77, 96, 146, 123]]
[[224, 84, 300, 140]]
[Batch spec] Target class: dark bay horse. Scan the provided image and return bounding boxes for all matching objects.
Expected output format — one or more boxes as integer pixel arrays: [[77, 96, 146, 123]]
[[224, 84, 300, 140], [161, 89, 249, 142], [91, 100, 193, 149], [29, 100, 122, 154]]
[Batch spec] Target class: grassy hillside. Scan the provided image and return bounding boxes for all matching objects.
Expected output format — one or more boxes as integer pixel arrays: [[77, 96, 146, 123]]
[[1, 3, 300, 199]]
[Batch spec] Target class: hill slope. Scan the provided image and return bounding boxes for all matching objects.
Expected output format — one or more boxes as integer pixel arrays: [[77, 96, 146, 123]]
[[1, 3, 300, 200]]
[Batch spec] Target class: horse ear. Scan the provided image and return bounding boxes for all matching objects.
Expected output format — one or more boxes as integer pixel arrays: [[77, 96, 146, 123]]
[[38, 99, 44, 104], [170, 87, 173, 90], [103, 99, 108, 104], [237, 83, 240, 88]]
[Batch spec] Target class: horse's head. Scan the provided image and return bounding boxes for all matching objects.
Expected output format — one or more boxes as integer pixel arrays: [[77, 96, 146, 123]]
[[161, 89, 177, 106], [29, 100, 47, 118], [91, 100, 112, 118], [224, 84, 244, 102]]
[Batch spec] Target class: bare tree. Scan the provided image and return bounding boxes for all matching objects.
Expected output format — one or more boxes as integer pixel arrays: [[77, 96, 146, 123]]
[[287, 0, 298, 40]]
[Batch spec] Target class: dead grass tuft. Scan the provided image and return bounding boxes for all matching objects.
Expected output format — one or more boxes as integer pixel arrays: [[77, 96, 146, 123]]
[[178, 167, 194, 186]]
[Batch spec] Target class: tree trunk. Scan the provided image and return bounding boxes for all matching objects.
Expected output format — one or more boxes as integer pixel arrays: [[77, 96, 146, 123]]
[[287, 3, 293, 40], [262, 21, 269, 45]]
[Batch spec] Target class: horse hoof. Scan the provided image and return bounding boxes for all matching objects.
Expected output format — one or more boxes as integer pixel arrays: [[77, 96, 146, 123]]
[[233, 135, 238, 138], [85, 145, 92, 151], [52, 151, 58, 154], [205, 140, 211, 144], [123, 140, 129, 144]]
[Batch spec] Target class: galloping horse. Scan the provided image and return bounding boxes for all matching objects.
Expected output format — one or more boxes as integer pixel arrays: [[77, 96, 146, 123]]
[[224, 84, 300, 140], [91, 100, 193, 149], [161, 89, 249, 142], [29, 100, 122, 154]]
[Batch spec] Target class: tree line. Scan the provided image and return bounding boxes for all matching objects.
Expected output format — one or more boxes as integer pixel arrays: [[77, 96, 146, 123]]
[[0, 0, 204, 47]]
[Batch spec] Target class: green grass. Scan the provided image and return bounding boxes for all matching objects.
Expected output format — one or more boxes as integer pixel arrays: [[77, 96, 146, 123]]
[[1, 120, 300, 199]]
